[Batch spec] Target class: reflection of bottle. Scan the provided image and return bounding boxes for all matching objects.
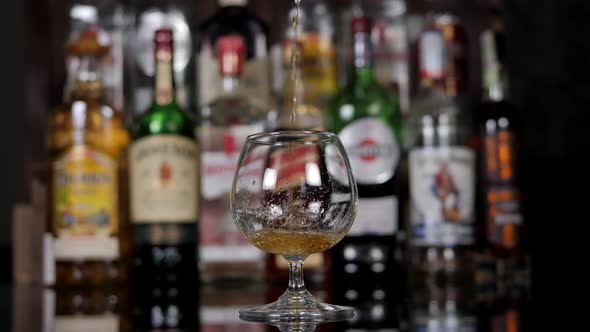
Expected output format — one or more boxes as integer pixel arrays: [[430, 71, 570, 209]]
[[44, 288, 129, 332], [131, 284, 198, 331], [129, 29, 199, 289], [197, 0, 270, 108], [410, 282, 478, 332], [47, 29, 130, 287], [198, 35, 267, 283], [332, 276, 402, 331], [328, 15, 404, 310]]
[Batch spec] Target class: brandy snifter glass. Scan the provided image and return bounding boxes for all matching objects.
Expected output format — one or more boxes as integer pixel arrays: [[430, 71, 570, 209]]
[[231, 131, 358, 323]]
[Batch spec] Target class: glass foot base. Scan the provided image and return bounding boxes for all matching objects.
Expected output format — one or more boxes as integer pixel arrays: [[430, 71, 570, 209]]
[[239, 290, 355, 323]]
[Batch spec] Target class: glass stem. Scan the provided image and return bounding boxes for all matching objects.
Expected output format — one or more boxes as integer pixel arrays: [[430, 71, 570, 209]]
[[287, 259, 306, 293]]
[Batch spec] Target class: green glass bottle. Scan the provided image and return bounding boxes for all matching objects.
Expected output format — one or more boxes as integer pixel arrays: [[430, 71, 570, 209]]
[[328, 15, 404, 308], [129, 28, 199, 291]]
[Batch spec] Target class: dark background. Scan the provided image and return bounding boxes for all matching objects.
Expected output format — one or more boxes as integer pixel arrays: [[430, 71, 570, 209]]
[[1, 0, 586, 328]]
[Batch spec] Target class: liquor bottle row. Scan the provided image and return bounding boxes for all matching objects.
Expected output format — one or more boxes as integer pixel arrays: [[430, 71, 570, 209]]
[[42, 0, 527, 295]]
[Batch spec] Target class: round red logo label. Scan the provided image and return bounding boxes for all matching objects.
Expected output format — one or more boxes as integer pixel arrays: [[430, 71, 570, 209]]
[[359, 138, 378, 162]]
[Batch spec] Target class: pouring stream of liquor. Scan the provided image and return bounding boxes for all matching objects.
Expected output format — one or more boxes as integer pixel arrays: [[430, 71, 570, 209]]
[[290, 0, 302, 124]]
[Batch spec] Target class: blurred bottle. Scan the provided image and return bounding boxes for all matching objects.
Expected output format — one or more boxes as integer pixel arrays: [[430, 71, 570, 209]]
[[201, 284, 266, 331], [197, 35, 267, 283], [271, 0, 337, 130], [477, 8, 529, 294], [132, 0, 193, 115], [405, 27, 476, 292], [372, 0, 410, 114], [45, 288, 129, 332], [65, 0, 135, 113], [417, 0, 468, 101], [128, 29, 199, 291], [338, 1, 409, 113], [46, 29, 130, 288], [328, 15, 404, 310], [197, 0, 271, 108]]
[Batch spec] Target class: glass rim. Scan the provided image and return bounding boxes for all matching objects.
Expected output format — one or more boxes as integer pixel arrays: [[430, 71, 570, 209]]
[[247, 130, 338, 145]]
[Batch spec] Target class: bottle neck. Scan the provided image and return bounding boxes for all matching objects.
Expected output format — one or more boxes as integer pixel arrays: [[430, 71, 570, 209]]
[[484, 75, 506, 102], [351, 30, 375, 84], [481, 31, 507, 102], [221, 75, 240, 95], [71, 55, 103, 102], [153, 47, 176, 107]]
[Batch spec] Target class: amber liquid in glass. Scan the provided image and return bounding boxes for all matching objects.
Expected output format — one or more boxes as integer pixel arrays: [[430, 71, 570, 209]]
[[247, 229, 344, 256]]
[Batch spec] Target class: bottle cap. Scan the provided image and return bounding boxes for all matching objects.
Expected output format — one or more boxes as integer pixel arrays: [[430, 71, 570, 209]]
[[66, 29, 110, 57], [218, 35, 245, 76], [351, 16, 372, 34], [154, 28, 174, 51]]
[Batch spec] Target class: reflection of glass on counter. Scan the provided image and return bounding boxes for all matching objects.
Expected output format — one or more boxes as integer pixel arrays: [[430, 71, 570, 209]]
[[201, 284, 266, 331]]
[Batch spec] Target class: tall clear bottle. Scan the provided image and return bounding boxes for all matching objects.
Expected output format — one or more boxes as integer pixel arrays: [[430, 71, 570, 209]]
[[328, 16, 404, 306], [197, 35, 267, 283], [406, 27, 476, 290], [47, 30, 130, 287], [197, 0, 271, 108], [129, 29, 199, 291]]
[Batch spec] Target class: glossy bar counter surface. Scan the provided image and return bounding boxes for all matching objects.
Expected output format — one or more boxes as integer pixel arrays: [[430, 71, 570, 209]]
[[3, 276, 531, 332]]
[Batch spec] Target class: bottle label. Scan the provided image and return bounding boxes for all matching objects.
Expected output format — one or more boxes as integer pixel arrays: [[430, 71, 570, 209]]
[[484, 125, 523, 248], [199, 124, 264, 263], [409, 147, 475, 246], [198, 47, 271, 106], [52, 146, 118, 260], [339, 118, 399, 185], [54, 316, 119, 332], [487, 187, 523, 248], [129, 135, 198, 223], [347, 197, 398, 236], [419, 29, 446, 80]]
